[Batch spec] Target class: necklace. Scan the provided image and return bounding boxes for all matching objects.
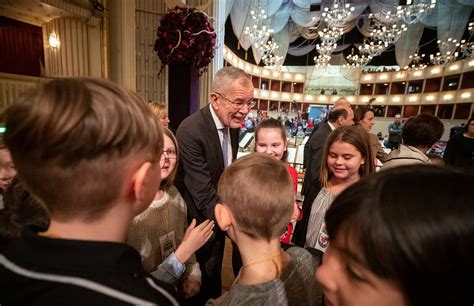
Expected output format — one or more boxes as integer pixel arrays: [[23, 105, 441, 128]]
[[236, 252, 284, 283]]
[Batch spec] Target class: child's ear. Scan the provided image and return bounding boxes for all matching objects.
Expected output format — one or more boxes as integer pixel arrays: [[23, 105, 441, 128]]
[[132, 161, 157, 210], [215, 203, 232, 231], [290, 202, 300, 222]]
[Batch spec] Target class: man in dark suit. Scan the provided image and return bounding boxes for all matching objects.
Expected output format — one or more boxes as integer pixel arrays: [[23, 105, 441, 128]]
[[175, 67, 254, 305], [293, 106, 354, 246]]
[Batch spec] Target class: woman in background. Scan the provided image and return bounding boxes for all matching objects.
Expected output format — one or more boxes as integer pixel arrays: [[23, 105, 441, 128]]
[[149, 101, 170, 128], [353, 107, 387, 163]]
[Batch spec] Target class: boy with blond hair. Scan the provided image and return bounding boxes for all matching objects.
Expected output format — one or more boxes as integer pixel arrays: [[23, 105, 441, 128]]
[[0, 78, 179, 305], [208, 153, 322, 305]]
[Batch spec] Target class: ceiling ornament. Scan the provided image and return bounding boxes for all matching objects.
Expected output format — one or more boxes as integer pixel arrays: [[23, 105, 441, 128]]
[[396, 0, 437, 25], [369, 18, 407, 48], [404, 51, 427, 70], [322, 1, 355, 28], [314, 54, 331, 67], [359, 40, 385, 58], [458, 22, 474, 59], [344, 48, 372, 68], [430, 38, 459, 66], [260, 39, 284, 70], [244, 1, 274, 50]]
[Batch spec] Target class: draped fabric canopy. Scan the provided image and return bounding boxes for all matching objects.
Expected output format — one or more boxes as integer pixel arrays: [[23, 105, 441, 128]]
[[228, 0, 474, 67]]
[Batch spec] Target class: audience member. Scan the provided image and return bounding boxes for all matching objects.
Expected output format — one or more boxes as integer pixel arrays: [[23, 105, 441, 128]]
[[254, 118, 301, 244], [294, 106, 354, 247], [149, 101, 170, 128], [127, 128, 214, 294], [353, 107, 387, 163], [386, 114, 403, 149], [316, 165, 474, 306], [305, 98, 350, 141], [0, 138, 16, 193], [305, 126, 374, 251], [175, 66, 253, 304], [0, 178, 49, 251], [208, 153, 322, 305], [382, 114, 444, 170], [0, 78, 179, 305], [444, 116, 474, 172]]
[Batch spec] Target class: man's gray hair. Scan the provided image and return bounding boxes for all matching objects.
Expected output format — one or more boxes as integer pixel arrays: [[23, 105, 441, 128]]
[[211, 67, 252, 93]]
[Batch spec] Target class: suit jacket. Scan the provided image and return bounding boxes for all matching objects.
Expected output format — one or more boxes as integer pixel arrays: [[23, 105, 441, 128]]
[[301, 122, 332, 197], [175, 105, 239, 223]]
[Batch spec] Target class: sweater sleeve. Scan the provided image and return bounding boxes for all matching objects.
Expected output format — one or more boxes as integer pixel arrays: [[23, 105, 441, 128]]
[[151, 252, 186, 284]]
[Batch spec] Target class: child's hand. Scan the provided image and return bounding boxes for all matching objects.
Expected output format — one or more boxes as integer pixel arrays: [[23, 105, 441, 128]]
[[175, 219, 214, 263], [181, 278, 201, 298]]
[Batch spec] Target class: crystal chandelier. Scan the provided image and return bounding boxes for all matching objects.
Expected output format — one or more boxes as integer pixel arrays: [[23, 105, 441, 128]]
[[260, 40, 284, 70], [314, 54, 331, 67], [244, 2, 274, 49], [396, 0, 436, 25], [322, 1, 355, 28], [316, 41, 337, 57], [457, 22, 474, 59], [345, 52, 372, 68], [318, 27, 344, 45], [370, 23, 407, 47], [430, 38, 459, 65], [359, 40, 385, 57], [404, 51, 427, 70]]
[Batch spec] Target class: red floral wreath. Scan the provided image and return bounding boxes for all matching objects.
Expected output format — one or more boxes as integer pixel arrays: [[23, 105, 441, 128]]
[[154, 6, 216, 75]]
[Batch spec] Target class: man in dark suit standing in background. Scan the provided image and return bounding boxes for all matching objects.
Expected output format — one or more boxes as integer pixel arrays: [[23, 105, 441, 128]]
[[175, 67, 254, 305], [293, 106, 354, 247]]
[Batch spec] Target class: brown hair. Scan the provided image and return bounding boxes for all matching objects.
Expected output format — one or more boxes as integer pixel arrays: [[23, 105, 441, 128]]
[[218, 153, 294, 241], [149, 101, 167, 119], [353, 107, 374, 125], [3, 77, 163, 221], [254, 118, 288, 161], [402, 114, 444, 149], [320, 126, 375, 187], [160, 128, 179, 191]]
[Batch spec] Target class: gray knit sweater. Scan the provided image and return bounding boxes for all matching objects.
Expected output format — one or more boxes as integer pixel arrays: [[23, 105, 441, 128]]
[[207, 247, 323, 306]]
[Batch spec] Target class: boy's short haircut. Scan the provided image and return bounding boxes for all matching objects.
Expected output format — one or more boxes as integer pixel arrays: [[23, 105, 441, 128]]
[[3, 78, 163, 221], [218, 153, 294, 241]]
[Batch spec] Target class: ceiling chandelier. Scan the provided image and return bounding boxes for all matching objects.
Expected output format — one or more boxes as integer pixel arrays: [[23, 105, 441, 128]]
[[345, 50, 372, 68], [322, 1, 355, 28], [316, 41, 337, 57], [260, 39, 284, 70], [404, 51, 427, 70], [396, 0, 437, 25], [430, 39, 459, 66], [318, 27, 344, 45], [314, 54, 331, 67], [244, 2, 273, 49], [359, 40, 385, 57], [457, 22, 474, 59], [370, 23, 407, 47]]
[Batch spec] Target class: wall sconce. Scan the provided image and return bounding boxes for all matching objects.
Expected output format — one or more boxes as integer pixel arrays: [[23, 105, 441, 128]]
[[49, 33, 60, 48]]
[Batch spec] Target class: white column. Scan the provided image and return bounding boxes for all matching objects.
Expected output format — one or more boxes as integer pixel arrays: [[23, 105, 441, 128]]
[[108, 0, 136, 90]]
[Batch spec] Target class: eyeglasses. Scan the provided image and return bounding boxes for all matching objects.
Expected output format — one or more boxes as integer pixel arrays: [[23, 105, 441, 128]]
[[161, 149, 177, 160], [215, 92, 256, 109]]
